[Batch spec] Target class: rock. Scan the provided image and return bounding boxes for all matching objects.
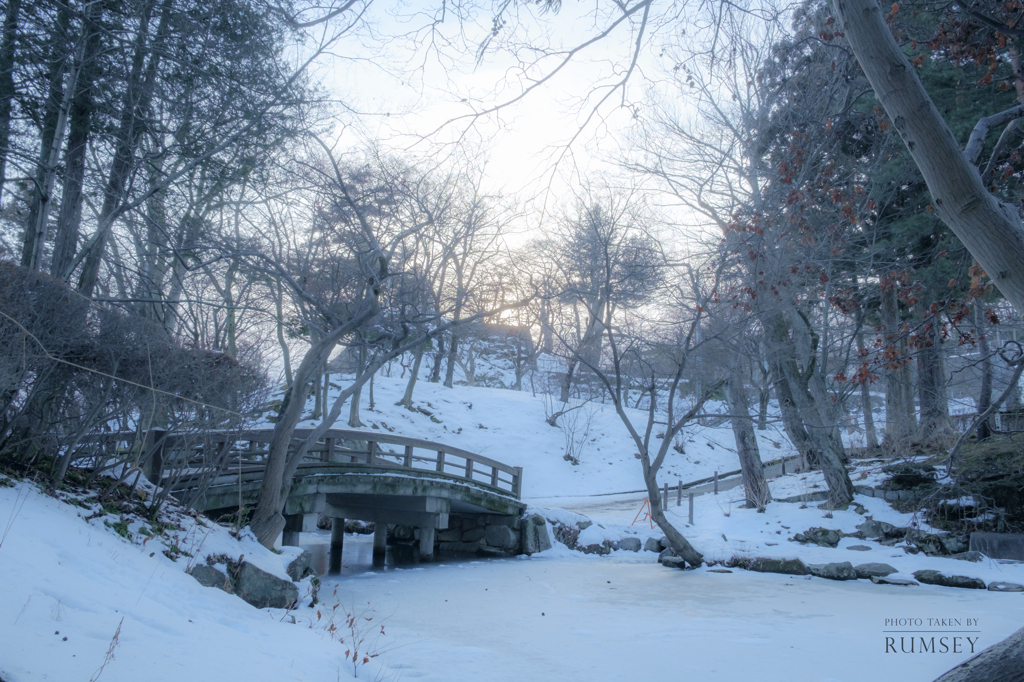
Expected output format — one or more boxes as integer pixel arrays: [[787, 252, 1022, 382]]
[[949, 551, 985, 563], [438, 528, 462, 542], [912, 570, 987, 590], [580, 542, 611, 556], [285, 550, 317, 581], [660, 554, 686, 569], [190, 564, 232, 593], [577, 519, 593, 530], [846, 545, 872, 551], [233, 561, 299, 609], [808, 562, 857, 580], [987, 582, 1024, 592], [727, 556, 809, 575], [521, 514, 552, 555], [659, 537, 672, 550], [856, 519, 904, 540], [906, 529, 969, 556], [461, 527, 486, 543], [853, 563, 898, 579], [644, 537, 663, 553], [438, 541, 483, 555], [793, 527, 843, 548], [612, 537, 642, 552], [707, 569, 733, 573], [344, 520, 374, 535], [484, 524, 518, 550], [869, 575, 918, 586]]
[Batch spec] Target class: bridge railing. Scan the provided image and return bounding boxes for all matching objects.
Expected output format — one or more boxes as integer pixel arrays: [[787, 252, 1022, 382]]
[[79, 427, 523, 499]]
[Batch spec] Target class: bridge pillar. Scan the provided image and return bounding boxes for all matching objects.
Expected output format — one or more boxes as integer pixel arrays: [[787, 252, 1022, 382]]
[[329, 518, 345, 573], [282, 513, 317, 547], [419, 526, 435, 561], [373, 523, 387, 561]]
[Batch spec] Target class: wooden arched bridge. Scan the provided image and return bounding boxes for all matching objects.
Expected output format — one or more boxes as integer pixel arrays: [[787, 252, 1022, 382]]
[[103, 427, 526, 567]]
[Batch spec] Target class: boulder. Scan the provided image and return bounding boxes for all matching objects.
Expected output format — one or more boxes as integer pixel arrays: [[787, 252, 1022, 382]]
[[190, 564, 232, 593], [612, 537, 642, 552], [855, 519, 904, 540], [285, 550, 317, 581], [869, 575, 918, 586], [521, 514, 552, 555], [853, 563, 898, 579], [438, 528, 462, 542], [727, 556, 809, 575], [987, 582, 1024, 592], [949, 551, 985, 563], [484, 524, 518, 550], [462, 527, 486, 543], [644, 537, 663, 553], [580, 541, 611, 556], [906, 530, 969, 556], [912, 570, 986, 590], [659, 552, 686, 568], [808, 562, 857, 581], [793, 527, 843, 548], [846, 545, 872, 552], [234, 561, 299, 609]]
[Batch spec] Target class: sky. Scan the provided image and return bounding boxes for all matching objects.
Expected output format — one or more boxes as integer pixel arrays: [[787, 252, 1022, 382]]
[[308, 0, 677, 206]]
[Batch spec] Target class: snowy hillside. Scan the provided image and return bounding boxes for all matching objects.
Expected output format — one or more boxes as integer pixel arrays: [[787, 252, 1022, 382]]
[[277, 370, 796, 500]]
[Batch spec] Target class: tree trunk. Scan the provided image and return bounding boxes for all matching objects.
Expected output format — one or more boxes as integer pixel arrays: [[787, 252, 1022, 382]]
[[763, 310, 854, 506], [771, 359, 816, 471], [856, 333, 880, 449], [249, 301, 378, 547], [880, 286, 917, 446], [0, 0, 20, 206], [348, 343, 367, 427], [917, 313, 953, 444], [78, 0, 167, 297], [428, 335, 444, 383], [977, 313, 993, 442], [50, 1, 102, 280], [398, 348, 424, 409], [726, 365, 771, 510], [21, 3, 73, 271], [833, 0, 1024, 316]]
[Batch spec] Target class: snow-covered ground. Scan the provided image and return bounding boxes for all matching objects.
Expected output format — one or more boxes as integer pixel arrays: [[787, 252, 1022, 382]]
[[2, 372, 1023, 681]]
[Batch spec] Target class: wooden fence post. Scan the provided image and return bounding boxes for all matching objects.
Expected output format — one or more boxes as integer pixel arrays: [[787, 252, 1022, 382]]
[[714, 471, 718, 495], [688, 493, 694, 525], [781, 458, 786, 476], [663, 481, 668, 510], [677, 480, 682, 506]]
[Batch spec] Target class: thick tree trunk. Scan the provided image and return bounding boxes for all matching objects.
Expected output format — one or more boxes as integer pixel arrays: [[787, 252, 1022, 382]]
[[880, 287, 917, 446], [932, 625, 1024, 682], [917, 314, 953, 444], [833, 0, 1024, 316], [763, 310, 854, 505], [771, 359, 816, 470], [726, 365, 771, 510]]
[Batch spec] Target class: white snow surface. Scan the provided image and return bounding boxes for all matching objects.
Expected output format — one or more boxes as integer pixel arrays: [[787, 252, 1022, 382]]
[[2, 373, 1023, 681]]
